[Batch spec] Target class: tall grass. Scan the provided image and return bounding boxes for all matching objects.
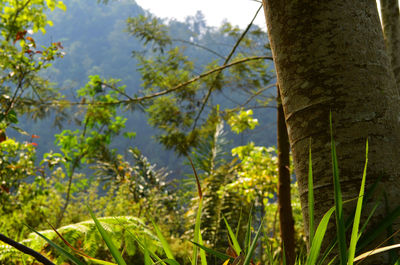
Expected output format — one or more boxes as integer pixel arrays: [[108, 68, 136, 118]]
[[5, 120, 400, 264]]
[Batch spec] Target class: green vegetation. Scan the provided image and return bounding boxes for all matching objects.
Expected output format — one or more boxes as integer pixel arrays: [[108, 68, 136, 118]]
[[0, 1, 399, 265]]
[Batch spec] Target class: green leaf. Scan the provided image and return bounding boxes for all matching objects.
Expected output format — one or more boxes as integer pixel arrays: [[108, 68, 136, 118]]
[[143, 238, 154, 265], [308, 140, 315, 244], [306, 207, 335, 265], [150, 217, 175, 260], [57, 1, 67, 11], [7, 110, 18, 124], [223, 215, 241, 255], [330, 112, 347, 264], [243, 218, 264, 265], [244, 208, 252, 253], [84, 258, 117, 265], [132, 232, 164, 265], [123, 132, 136, 139], [25, 224, 87, 265], [357, 205, 400, 251], [87, 206, 127, 265], [358, 202, 379, 241], [347, 140, 368, 265], [192, 198, 203, 265], [163, 259, 181, 265], [198, 231, 207, 265], [190, 241, 233, 262], [235, 208, 243, 241]]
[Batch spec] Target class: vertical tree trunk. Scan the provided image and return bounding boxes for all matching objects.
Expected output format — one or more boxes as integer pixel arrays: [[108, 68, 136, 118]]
[[262, 0, 400, 262], [277, 85, 295, 265], [381, 0, 400, 88]]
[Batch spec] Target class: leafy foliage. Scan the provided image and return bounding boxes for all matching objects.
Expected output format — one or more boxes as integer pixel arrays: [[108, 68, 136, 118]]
[[0, 216, 160, 264], [0, 1, 306, 265], [0, 0, 65, 126], [125, 14, 274, 156]]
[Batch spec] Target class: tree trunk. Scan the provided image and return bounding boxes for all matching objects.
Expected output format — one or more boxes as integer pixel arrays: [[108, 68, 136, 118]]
[[277, 85, 295, 265], [262, 0, 400, 262], [381, 0, 400, 88]]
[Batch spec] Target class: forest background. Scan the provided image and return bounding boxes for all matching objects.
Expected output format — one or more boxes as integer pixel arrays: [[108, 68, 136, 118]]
[[0, 0, 296, 264], [3, 0, 398, 264]]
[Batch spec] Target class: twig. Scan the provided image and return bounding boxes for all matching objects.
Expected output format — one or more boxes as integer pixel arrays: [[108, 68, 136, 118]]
[[2, 71, 26, 122], [0, 233, 55, 265], [30, 56, 272, 108], [101, 81, 134, 101], [191, 4, 265, 130], [240, 83, 275, 107], [172, 38, 226, 59]]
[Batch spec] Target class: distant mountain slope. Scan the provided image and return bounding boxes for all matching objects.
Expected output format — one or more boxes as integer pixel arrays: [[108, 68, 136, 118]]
[[15, 0, 276, 174]]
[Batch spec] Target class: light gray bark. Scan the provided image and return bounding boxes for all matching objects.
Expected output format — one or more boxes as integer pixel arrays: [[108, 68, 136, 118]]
[[262, 0, 400, 262], [381, 0, 400, 88]]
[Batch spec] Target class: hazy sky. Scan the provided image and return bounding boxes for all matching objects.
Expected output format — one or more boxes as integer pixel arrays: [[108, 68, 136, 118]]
[[134, 0, 267, 30], [134, 1, 389, 30]]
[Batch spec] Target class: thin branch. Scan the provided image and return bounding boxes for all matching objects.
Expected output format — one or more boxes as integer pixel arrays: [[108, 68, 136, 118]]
[[118, 56, 271, 104], [224, 104, 276, 116], [2, 71, 26, 122], [101, 81, 134, 101], [7, 0, 32, 41], [0, 233, 55, 265], [172, 38, 226, 59], [32, 56, 272, 107], [191, 4, 265, 130], [240, 83, 275, 107], [30, 84, 45, 104]]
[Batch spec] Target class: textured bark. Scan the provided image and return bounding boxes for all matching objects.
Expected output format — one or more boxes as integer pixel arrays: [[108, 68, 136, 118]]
[[381, 0, 400, 88], [262, 0, 400, 262], [277, 85, 295, 265]]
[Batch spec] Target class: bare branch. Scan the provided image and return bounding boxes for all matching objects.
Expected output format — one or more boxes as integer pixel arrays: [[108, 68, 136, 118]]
[[192, 4, 265, 129], [240, 83, 275, 107], [33, 55, 272, 107], [0, 233, 55, 265], [172, 38, 226, 59]]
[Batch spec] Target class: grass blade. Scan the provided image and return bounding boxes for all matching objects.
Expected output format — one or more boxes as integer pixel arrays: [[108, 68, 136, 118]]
[[25, 225, 86, 265], [163, 259, 181, 265], [47, 222, 116, 265], [244, 207, 253, 253], [318, 242, 336, 265], [243, 218, 264, 265], [88, 259, 118, 265], [150, 217, 175, 260], [144, 251, 153, 265], [223, 215, 242, 255], [306, 206, 335, 265], [330, 113, 347, 264], [192, 198, 203, 265], [358, 202, 379, 241], [319, 185, 381, 265], [143, 238, 154, 265], [357, 205, 400, 251], [190, 241, 233, 262], [87, 206, 127, 265], [131, 232, 165, 265], [347, 140, 368, 264], [354, 244, 400, 262], [235, 208, 243, 241], [308, 139, 315, 244], [198, 229, 207, 265]]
